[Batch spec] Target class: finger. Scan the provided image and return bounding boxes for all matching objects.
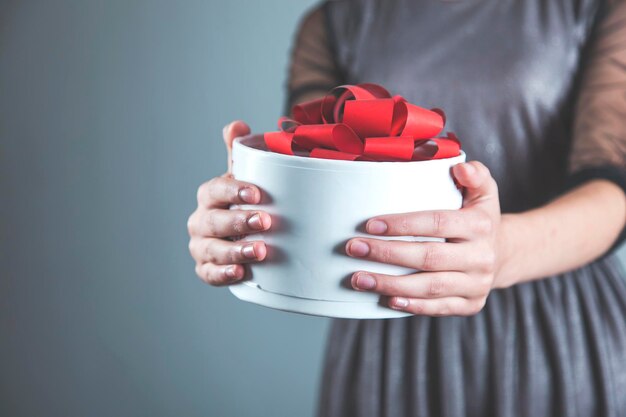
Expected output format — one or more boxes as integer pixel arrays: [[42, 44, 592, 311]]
[[188, 208, 271, 238], [451, 161, 499, 211], [196, 175, 262, 209], [189, 237, 267, 265], [195, 262, 245, 286], [223, 120, 250, 173], [345, 238, 493, 271], [365, 209, 493, 240], [351, 271, 489, 299], [386, 296, 486, 317]]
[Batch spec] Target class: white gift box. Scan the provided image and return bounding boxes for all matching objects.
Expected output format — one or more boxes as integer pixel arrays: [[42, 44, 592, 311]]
[[229, 134, 465, 319]]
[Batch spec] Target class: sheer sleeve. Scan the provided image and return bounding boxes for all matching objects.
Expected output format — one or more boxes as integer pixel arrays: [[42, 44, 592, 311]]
[[569, 0, 626, 175], [567, 0, 626, 250], [284, 3, 344, 114]]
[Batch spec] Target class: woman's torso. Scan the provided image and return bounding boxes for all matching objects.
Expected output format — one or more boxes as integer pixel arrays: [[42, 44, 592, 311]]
[[325, 0, 603, 212], [316, 1, 626, 416]]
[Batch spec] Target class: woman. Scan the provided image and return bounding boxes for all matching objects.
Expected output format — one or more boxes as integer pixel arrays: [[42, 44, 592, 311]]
[[187, 1, 626, 416]]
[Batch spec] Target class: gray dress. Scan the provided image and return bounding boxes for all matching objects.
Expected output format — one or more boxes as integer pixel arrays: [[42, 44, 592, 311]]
[[285, 1, 626, 416]]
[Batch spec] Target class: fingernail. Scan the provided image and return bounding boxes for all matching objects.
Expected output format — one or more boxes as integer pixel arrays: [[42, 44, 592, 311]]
[[241, 243, 256, 259], [348, 240, 370, 257], [354, 273, 376, 290], [225, 265, 238, 279], [247, 213, 264, 230], [392, 297, 409, 308], [239, 187, 256, 203], [367, 220, 387, 234]]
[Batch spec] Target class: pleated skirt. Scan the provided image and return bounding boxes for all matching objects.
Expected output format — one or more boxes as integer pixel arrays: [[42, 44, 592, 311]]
[[317, 254, 626, 417]]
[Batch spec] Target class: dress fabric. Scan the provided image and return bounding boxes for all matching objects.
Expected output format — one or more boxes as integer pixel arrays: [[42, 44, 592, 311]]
[[285, 1, 626, 416]]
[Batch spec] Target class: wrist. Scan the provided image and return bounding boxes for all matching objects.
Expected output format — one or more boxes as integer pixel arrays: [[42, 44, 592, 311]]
[[493, 213, 524, 289]]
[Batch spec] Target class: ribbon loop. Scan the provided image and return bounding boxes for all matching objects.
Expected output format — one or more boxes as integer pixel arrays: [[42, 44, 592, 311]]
[[293, 124, 364, 155], [263, 83, 461, 162], [364, 136, 415, 161], [343, 99, 396, 138], [265, 131, 295, 156], [292, 98, 324, 125]]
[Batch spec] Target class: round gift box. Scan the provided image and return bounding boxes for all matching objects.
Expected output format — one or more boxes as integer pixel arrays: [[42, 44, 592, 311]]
[[229, 134, 466, 319]]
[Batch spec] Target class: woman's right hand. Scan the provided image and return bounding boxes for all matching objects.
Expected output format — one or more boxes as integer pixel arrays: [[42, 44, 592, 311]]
[[187, 120, 271, 285]]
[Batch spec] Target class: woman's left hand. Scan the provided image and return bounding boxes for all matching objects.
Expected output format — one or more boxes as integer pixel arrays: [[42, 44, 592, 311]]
[[345, 161, 504, 316]]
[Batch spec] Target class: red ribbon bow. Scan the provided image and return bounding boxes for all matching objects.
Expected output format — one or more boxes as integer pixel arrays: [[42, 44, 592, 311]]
[[264, 83, 461, 161]]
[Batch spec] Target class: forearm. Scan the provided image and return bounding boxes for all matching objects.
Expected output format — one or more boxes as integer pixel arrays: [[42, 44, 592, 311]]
[[495, 179, 626, 288]]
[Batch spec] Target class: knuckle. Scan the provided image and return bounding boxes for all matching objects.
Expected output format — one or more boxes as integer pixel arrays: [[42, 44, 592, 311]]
[[473, 212, 494, 235], [422, 245, 444, 270], [207, 176, 235, 203], [232, 187, 243, 203], [188, 239, 196, 257], [475, 297, 487, 312], [196, 263, 227, 286], [431, 211, 446, 235], [231, 212, 249, 235], [427, 275, 445, 297], [187, 213, 197, 236], [398, 216, 410, 235], [433, 300, 453, 317], [223, 181, 240, 202], [204, 209, 220, 235], [207, 176, 220, 188], [195, 264, 209, 284], [228, 245, 242, 263], [465, 298, 487, 316], [477, 250, 497, 273], [197, 180, 212, 203], [380, 244, 394, 264], [219, 173, 243, 200], [203, 240, 218, 264], [476, 274, 493, 293], [432, 211, 444, 234]]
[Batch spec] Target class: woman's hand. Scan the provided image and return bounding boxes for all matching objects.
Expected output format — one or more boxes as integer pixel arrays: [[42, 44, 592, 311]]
[[187, 121, 271, 285], [346, 161, 504, 316]]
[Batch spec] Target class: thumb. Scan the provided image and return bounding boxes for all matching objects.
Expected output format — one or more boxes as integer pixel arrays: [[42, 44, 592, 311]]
[[452, 161, 500, 212], [222, 120, 251, 173]]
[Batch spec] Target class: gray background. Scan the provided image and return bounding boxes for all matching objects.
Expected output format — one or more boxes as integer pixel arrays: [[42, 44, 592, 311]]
[[0, 1, 328, 416]]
